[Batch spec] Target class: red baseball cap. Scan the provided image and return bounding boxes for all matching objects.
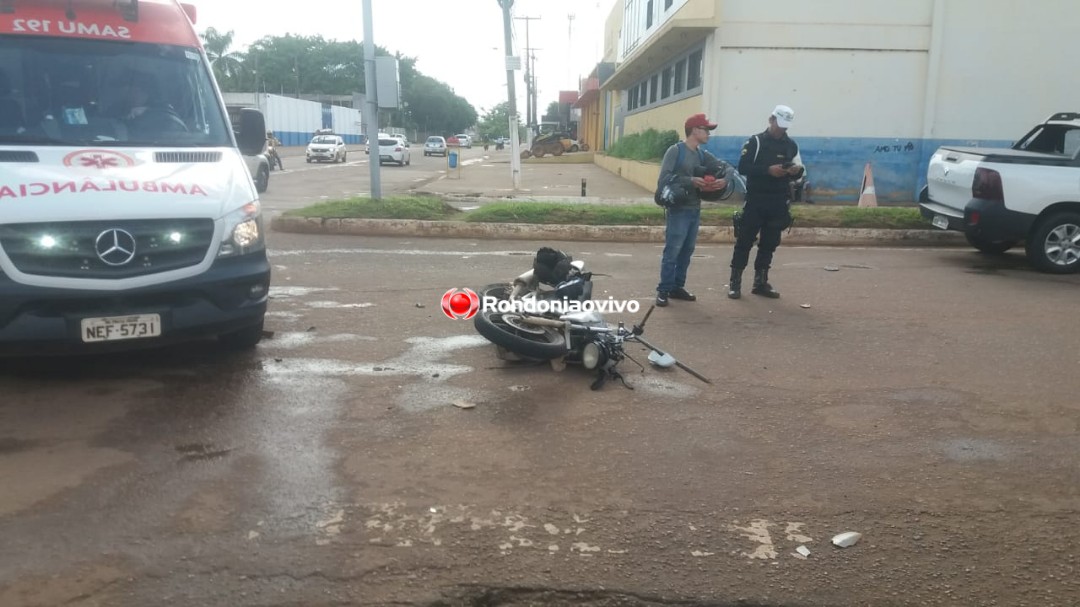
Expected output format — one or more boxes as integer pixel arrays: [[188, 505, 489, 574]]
[[685, 113, 717, 131]]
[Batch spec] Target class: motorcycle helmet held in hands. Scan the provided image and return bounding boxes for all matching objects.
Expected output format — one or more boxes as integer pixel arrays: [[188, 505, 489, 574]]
[[695, 164, 737, 202]]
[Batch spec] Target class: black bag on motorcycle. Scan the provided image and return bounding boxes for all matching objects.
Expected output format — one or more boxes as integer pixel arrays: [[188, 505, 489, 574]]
[[532, 247, 573, 286]]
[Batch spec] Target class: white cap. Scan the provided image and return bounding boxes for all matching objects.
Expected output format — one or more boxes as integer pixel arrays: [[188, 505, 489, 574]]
[[772, 105, 795, 128]]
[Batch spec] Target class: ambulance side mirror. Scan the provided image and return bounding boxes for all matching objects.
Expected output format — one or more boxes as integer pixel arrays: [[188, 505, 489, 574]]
[[237, 108, 266, 156]]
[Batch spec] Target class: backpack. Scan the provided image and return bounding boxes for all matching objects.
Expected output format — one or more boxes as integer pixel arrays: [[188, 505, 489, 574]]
[[654, 143, 705, 208]]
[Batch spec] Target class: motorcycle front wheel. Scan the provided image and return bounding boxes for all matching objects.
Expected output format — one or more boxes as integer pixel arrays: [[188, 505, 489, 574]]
[[473, 312, 567, 360]]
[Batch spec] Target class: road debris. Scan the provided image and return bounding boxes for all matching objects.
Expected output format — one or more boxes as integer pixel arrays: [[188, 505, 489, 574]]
[[832, 531, 862, 548], [452, 400, 476, 410]]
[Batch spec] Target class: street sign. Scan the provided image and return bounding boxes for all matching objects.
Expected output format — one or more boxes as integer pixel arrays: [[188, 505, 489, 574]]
[[505, 56, 522, 71]]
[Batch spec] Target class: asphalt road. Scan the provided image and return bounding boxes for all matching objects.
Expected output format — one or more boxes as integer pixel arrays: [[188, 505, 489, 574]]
[[2, 234, 1079, 606], [260, 144, 494, 214]]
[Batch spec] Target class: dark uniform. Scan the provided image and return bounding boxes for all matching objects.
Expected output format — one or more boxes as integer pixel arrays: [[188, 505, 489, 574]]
[[729, 129, 804, 297]]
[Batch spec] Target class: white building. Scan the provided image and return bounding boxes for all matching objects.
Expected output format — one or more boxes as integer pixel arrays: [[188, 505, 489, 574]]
[[600, 0, 1080, 202], [222, 92, 364, 147]]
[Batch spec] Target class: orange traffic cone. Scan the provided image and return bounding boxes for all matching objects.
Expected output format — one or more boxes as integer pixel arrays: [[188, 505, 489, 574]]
[[858, 162, 878, 207]]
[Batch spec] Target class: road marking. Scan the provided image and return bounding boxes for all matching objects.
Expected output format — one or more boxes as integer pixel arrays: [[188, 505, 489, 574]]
[[343, 503, 815, 562]]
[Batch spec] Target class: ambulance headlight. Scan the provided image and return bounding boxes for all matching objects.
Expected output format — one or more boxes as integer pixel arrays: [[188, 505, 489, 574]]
[[218, 202, 265, 257]]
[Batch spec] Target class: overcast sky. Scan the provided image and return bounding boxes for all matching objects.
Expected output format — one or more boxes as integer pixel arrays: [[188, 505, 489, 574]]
[[195, 0, 616, 114]]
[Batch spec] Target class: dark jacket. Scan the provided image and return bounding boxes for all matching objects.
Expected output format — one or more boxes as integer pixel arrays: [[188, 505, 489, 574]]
[[738, 129, 804, 200], [657, 142, 721, 209]]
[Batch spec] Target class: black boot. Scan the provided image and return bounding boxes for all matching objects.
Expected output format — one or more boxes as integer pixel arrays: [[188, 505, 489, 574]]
[[752, 269, 780, 298], [727, 268, 743, 299]]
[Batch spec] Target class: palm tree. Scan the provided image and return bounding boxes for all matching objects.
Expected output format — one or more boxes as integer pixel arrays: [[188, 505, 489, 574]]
[[201, 28, 245, 89]]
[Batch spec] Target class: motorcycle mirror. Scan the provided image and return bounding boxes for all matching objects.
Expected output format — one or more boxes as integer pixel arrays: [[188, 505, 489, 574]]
[[648, 350, 676, 368]]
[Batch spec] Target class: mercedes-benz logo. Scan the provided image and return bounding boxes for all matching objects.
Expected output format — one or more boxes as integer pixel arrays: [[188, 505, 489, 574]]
[[95, 229, 137, 266]]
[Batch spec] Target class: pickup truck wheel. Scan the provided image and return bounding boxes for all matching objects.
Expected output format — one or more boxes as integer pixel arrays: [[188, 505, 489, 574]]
[[965, 232, 1016, 255], [1027, 212, 1080, 273]]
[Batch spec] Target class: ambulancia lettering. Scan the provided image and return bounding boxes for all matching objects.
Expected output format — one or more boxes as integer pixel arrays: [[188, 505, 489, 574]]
[[0, 181, 211, 199]]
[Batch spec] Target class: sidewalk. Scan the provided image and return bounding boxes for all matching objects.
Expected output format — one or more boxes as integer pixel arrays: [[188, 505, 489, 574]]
[[268, 147, 960, 246], [413, 152, 655, 205]]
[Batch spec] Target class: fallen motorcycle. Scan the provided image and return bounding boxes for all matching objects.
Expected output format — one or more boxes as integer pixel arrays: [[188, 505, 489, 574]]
[[473, 248, 711, 390]]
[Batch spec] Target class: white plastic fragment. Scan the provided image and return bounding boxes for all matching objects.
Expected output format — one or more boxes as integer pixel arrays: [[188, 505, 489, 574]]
[[797, 545, 811, 557], [832, 532, 862, 548]]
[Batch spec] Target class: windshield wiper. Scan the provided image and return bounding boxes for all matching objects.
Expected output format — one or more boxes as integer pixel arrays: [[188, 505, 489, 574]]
[[0, 134, 67, 145]]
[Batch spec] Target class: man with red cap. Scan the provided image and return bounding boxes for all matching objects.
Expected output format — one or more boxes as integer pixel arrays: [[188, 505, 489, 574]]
[[654, 113, 730, 307]]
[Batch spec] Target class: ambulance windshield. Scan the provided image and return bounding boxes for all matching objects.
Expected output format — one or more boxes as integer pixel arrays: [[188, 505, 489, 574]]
[[0, 36, 231, 147]]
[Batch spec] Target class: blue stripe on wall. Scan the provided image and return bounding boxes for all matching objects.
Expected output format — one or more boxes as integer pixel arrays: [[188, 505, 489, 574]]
[[702, 136, 1013, 203]]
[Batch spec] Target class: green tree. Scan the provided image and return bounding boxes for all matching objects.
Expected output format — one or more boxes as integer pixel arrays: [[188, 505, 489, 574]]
[[477, 102, 510, 140], [201, 28, 244, 89], [207, 33, 479, 135], [542, 101, 561, 123]]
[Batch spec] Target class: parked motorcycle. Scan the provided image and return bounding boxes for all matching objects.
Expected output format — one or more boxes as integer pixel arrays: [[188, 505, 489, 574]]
[[473, 248, 711, 390]]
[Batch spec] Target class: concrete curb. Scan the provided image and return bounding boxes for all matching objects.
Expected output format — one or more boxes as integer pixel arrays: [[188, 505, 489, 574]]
[[271, 216, 967, 247]]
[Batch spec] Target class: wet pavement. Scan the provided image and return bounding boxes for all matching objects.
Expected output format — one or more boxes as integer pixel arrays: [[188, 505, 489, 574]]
[[2, 234, 1079, 606]]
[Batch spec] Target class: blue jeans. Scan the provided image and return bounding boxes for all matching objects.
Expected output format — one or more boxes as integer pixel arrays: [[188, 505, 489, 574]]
[[657, 206, 701, 293]]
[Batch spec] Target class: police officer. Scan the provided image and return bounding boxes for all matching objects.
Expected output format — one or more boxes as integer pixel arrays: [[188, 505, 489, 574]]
[[727, 104, 804, 299]]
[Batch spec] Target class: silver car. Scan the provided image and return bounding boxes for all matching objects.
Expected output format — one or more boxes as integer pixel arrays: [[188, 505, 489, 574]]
[[424, 136, 447, 157], [306, 135, 347, 163]]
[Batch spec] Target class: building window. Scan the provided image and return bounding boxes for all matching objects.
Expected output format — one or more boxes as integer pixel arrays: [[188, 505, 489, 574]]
[[646, 0, 654, 28], [649, 75, 659, 103], [638, 81, 647, 107], [674, 59, 686, 94], [661, 67, 672, 98], [687, 50, 702, 90], [665, 0, 674, 9], [628, 84, 637, 110]]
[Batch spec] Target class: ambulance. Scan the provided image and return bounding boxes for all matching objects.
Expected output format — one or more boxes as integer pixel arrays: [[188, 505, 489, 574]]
[[0, 0, 270, 353]]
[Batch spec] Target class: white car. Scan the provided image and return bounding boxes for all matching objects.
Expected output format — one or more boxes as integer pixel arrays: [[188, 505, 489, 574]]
[[243, 153, 270, 193], [455, 134, 472, 148], [306, 134, 347, 163], [424, 136, 447, 156], [378, 137, 411, 166]]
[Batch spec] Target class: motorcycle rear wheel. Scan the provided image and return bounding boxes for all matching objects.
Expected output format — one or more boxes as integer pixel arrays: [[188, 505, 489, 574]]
[[474, 312, 567, 360]]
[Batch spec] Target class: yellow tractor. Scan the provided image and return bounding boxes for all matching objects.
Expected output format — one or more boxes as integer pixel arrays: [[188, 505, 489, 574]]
[[520, 121, 579, 158], [528, 131, 569, 158]]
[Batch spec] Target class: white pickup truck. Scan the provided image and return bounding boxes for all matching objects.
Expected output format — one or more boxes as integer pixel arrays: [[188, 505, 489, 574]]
[[920, 112, 1080, 273]]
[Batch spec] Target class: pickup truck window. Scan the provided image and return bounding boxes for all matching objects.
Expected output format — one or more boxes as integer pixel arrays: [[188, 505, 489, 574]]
[[1013, 124, 1080, 157]]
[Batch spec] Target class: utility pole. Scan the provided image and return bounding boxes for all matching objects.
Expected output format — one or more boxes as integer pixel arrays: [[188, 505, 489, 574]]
[[362, 0, 381, 199], [498, 0, 522, 189], [514, 16, 540, 137], [567, 13, 575, 86], [528, 48, 540, 127], [524, 47, 541, 133]]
